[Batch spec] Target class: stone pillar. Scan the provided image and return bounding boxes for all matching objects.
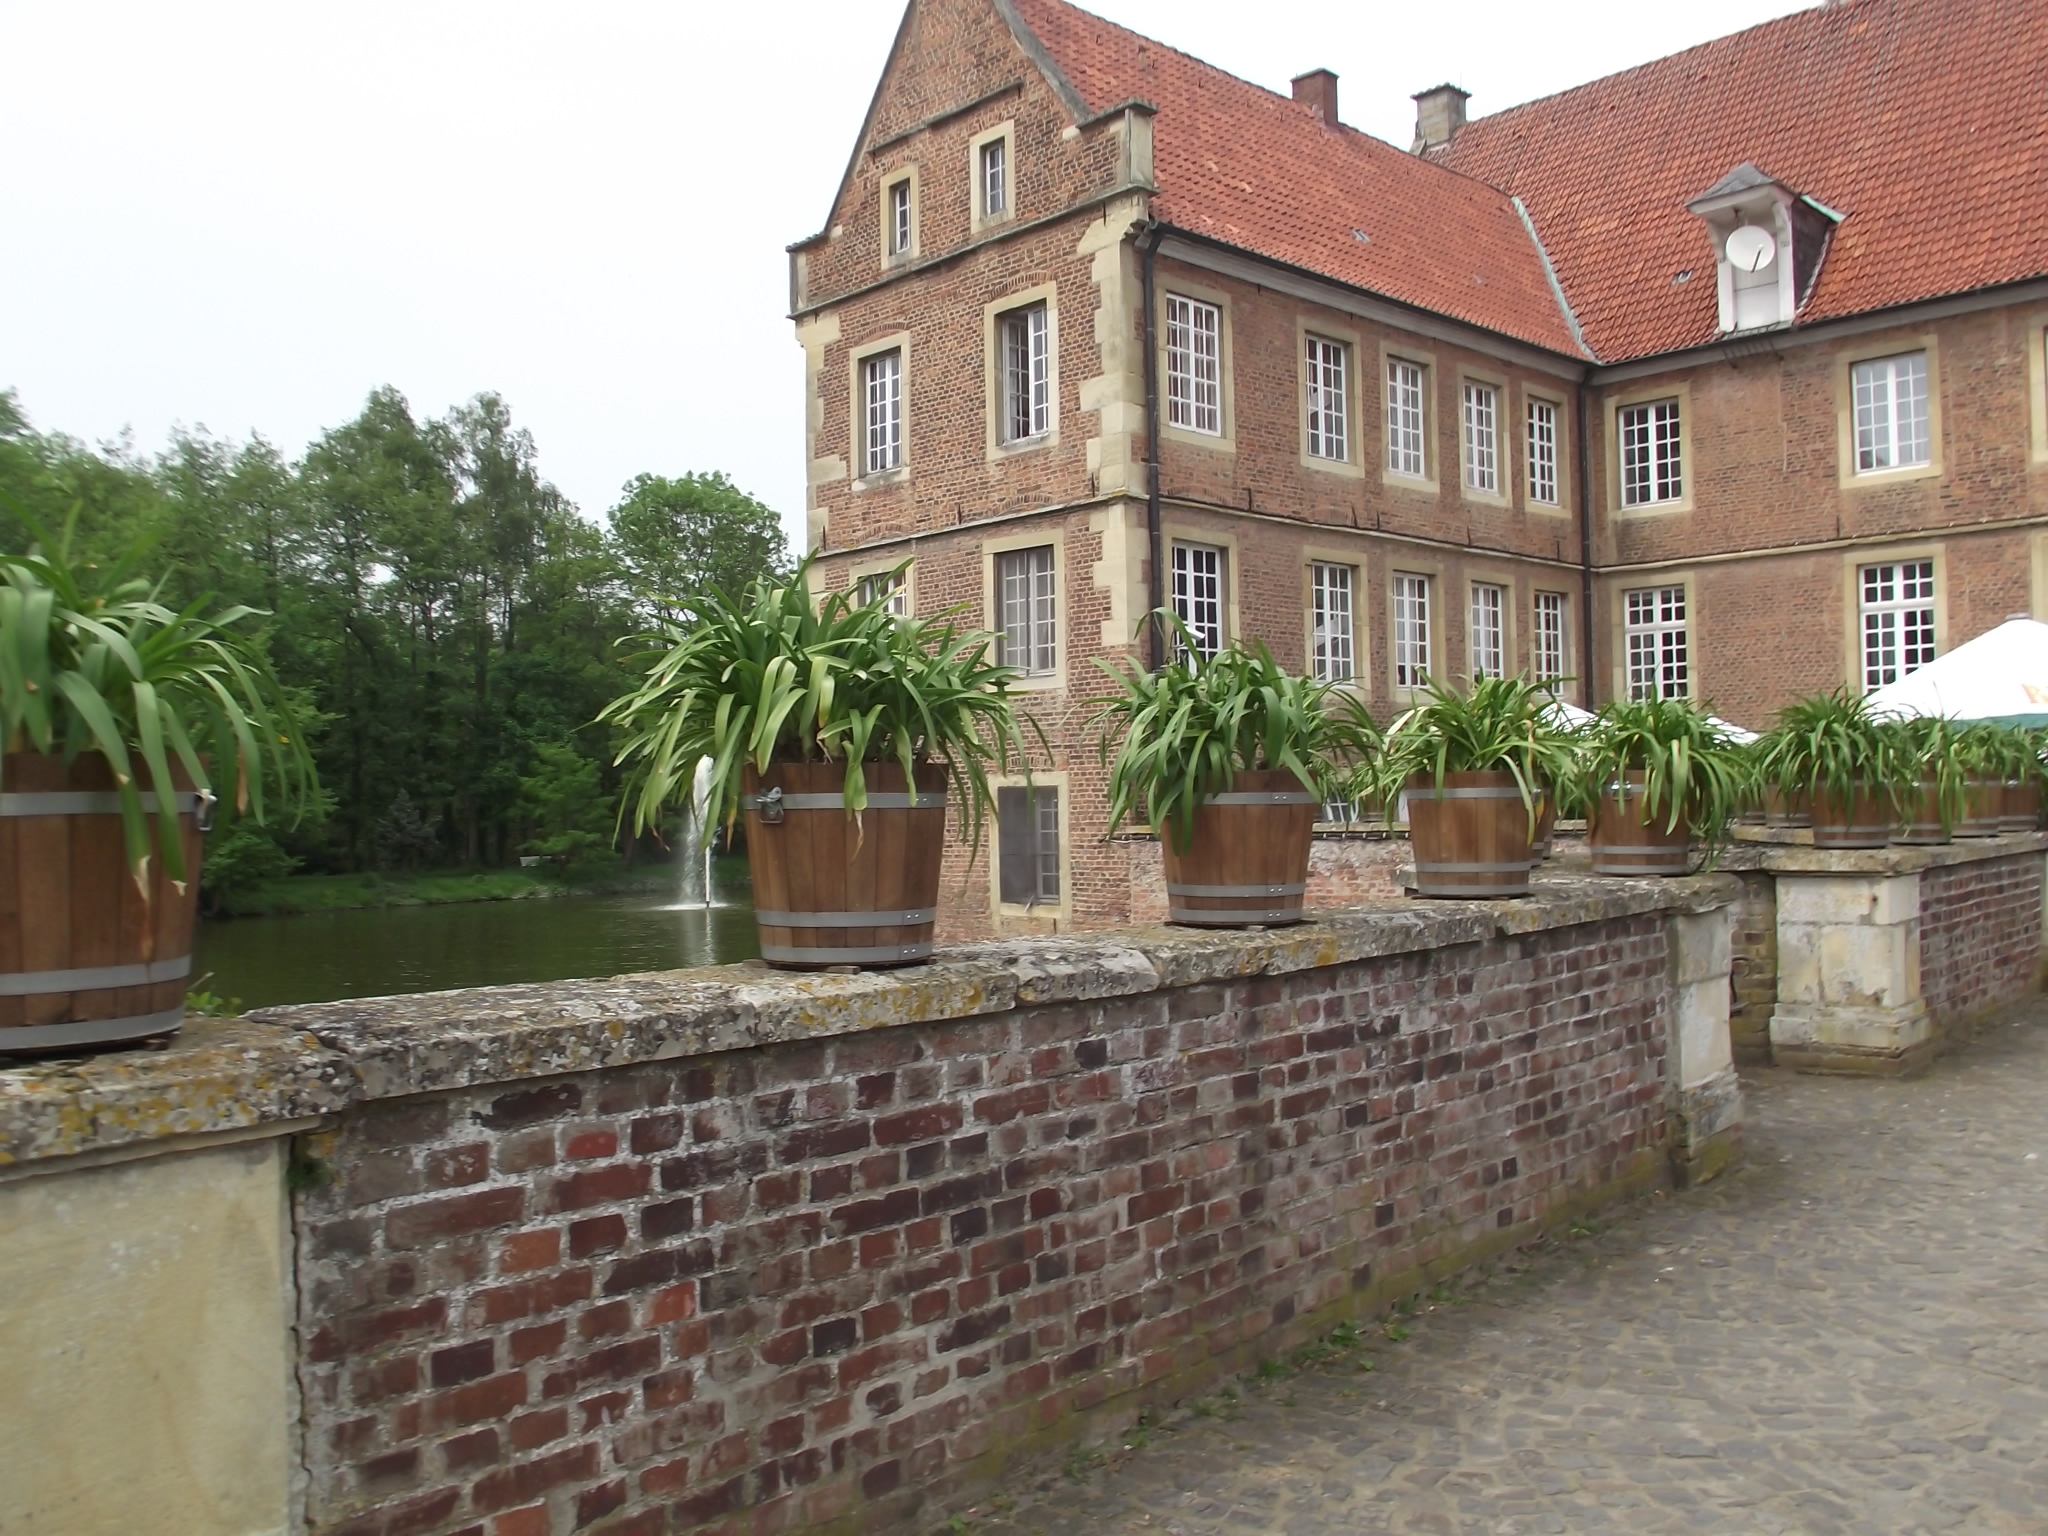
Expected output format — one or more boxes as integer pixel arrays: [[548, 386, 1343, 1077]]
[[1668, 902, 1742, 1185], [1769, 870, 1930, 1075]]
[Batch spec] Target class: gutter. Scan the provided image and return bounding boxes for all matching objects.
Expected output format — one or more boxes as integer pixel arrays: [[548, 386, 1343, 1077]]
[[1140, 220, 1166, 670]]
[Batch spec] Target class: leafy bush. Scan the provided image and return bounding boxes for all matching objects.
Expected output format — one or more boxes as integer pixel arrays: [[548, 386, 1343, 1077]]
[[1569, 694, 1749, 843], [601, 557, 1041, 853], [0, 508, 315, 884], [1087, 614, 1378, 850], [1355, 674, 1578, 822]]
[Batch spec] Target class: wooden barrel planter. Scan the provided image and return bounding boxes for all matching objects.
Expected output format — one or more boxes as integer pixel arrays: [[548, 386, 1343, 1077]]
[[1160, 769, 1316, 927], [1589, 773, 1691, 875], [742, 761, 945, 970], [1957, 780, 2004, 837], [1891, 781, 1952, 846], [1406, 770, 1534, 898], [1763, 786, 1812, 828], [1809, 785, 1892, 849], [1999, 780, 2039, 833], [2, 751, 208, 1056]]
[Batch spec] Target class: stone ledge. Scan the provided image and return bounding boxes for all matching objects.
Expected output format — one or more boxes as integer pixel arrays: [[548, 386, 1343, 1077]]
[[1721, 829, 2048, 875], [0, 1014, 355, 1169], [1, 877, 1730, 1170]]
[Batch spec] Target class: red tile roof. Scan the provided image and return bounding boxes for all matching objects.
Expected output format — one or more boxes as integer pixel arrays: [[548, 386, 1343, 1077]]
[[1438, 0, 2048, 361], [1007, 0, 1587, 357]]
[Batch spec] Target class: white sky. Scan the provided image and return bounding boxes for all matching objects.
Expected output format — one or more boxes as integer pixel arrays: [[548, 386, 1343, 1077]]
[[2, 0, 1812, 557]]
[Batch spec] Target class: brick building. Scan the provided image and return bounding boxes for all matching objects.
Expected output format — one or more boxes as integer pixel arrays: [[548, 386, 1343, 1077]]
[[788, 0, 2048, 938]]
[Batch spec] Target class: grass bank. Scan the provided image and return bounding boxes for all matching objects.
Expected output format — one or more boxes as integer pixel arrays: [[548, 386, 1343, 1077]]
[[211, 859, 695, 918]]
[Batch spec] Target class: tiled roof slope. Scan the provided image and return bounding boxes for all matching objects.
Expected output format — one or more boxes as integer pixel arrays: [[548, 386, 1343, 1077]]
[[1008, 0, 1586, 356], [1437, 0, 2048, 362]]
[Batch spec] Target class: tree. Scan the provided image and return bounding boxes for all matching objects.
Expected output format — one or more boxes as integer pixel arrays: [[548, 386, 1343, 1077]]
[[516, 740, 614, 865], [607, 472, 787, 626]]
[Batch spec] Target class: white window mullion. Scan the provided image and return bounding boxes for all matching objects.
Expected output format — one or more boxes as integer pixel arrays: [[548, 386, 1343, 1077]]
[[1527, 399, 1558, 505], [1171, 542, 1224, 659], [1462, 384, 1498, 493], [1309, 561, 1354, 682], [1533, 591, 1566, 682], [1166, 296, 1222, 435], [1624, 585, 1688, 699], [1470, 582, 1504, 678], [1393, 573, 1431, 688], [1305, 336, 1348, 461], [863, 351, 902, 474], [1386, 360, 1426, 478], [1859, 559, 1936, 686]]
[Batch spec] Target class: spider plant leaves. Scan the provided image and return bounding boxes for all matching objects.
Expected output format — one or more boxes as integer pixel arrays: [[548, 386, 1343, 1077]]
[[1571, 694, 1747, 846], [1360, 674, 1578, 827], [1, 506, 317, 892], [601, 556, 1041, 861], [1086, 613, 1377, 853]]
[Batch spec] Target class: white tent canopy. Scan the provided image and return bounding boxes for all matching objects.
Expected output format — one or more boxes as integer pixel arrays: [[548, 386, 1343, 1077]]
[[1863, 617, 2048, 725]]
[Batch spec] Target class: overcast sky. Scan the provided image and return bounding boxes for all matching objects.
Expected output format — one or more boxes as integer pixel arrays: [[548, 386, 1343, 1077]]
[[3, 0, 1811, 555]]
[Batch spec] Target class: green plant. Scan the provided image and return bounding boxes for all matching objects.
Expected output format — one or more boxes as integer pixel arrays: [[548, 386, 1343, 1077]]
[[1754, 689, 1909, 812], [1569, 695, 1750, 848], [1088, 612, 1378, 851], [1884, 714, 1969, 831], [601, 557, 1042, 853], [1356, 674, 1578, 825], [0, 509, 315, 886], [1955, 720, 2044, 790]]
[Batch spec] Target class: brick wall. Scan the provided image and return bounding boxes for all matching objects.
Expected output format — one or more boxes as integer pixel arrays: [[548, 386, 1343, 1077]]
[[1124, 834, 1409, 924], [295, 913, 1676, 1536], [1727, 871, 1778, 1065], [1919, 852, 2045, 1028]]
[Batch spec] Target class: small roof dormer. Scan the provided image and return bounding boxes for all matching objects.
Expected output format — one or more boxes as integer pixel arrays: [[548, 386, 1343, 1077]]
[[1685, 162, 1841, 334]]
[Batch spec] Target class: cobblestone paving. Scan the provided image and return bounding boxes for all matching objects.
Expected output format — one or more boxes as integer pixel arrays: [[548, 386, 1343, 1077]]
[[969, 1003, 2048, 1536]]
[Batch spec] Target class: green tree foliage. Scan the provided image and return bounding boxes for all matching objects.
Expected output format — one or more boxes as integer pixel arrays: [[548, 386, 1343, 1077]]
[[608, 471, 789, 626], [0, 387, 789, 886]]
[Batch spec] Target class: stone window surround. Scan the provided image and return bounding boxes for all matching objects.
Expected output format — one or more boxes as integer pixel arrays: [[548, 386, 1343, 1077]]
[[1605, 380, 1696, 518], [1379, 340, 1439, 494], [1610, 569, 1698, 701], [968, 120, 1016, 235], [1522, 385, 1571, 516], [847, 331, 913, 491], [1464, 568, 1520, 681], [879, 163, 921, 266], [1457, 366, 1513, 509], [986, 767, 1072, 932], [1157, 278, 1236, 452], [1835, 332, 1945, 490], [1388, 559, 1443, 702], [1163, 520, 1241, 653], [1840, 542, 1945, 697], [1295, 317, 1365, 479], [1300, 544, 1368, 691], [2031, 310, 2048, 466], [848, 552, 914, 617], [981, 282, 1061, 461], [980, 526, 1066, 692]]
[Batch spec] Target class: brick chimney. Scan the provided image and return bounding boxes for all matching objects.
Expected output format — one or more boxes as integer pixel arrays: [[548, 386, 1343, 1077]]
[[1291, 69, 1339, 126], [1410, 83, 1470, 152]]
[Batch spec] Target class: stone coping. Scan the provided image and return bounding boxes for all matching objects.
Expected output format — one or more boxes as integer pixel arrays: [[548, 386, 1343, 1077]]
[[1719, 828, 2048, 874], [0, 873, 1735, 1171]]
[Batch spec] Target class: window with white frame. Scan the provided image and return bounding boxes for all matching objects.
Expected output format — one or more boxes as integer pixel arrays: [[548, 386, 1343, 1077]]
[[862, 350, 903, 475], [1304, 336, 1348, 461], [857, 567, 908, 617], [1859, 560, 1936, 688], [996, 545, 1056, 676], [1624, 585, 1689, 699], [1620, 399, 1683, 507], [1533, 591, 1568, 683], [1527, 398, 1559, 505], [1309, 561, 1355, 682], [999, 303, 1051, 444], [1851, 353, 1930, 473], [1386, 359, 1427, 478], [1165, 295, 1222, 435], [1462, 383, 1500, 493], [887, 179, 912, 256], [1469, 582, 1505, 678], [1392, 573, 1431, 688], [980, 138, 1008, 220], [996, 785, 1060, 907], [1171, 541, 1225, 660]]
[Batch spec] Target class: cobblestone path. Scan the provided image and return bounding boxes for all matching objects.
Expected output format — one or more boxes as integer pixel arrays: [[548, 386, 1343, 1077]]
[[969, 1002, 2048, 1536]]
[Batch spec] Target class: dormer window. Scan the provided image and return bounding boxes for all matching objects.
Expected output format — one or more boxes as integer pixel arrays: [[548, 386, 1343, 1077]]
[[1685, 163, 1840, 335]]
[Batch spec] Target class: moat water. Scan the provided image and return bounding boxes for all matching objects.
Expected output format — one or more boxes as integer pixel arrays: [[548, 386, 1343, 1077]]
[[195, 883, 759, 1010]]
